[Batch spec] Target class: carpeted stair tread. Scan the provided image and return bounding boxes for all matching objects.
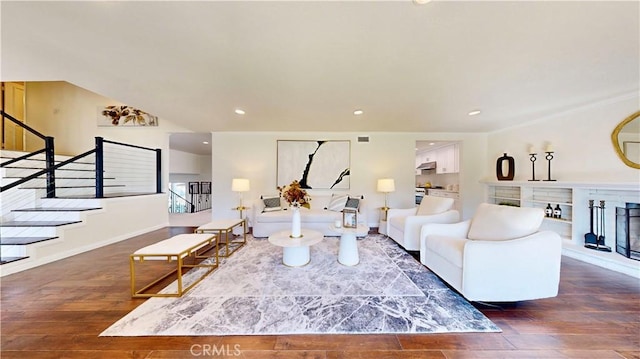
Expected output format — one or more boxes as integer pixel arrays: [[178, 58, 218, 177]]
[[0, 220, 82, 227], [1, 236, 59, 245]]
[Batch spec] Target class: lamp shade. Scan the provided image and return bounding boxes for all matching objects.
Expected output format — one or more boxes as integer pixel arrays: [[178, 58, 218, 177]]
[[231, 178, 250, 192], [377, 178, 395, 193]]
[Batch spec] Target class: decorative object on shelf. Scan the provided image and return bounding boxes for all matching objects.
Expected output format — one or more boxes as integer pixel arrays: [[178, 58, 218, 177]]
[[611, 110, 640, 169], [615, 202, 640, 261], [528, 146, 539, 181], [586, 200, 611, 252], [278, 180, 311, 238], [277, 140, 350, 189], [231, 178, 250, 219], [342, 208, 357, 228], [496, 153, 515, 181], [543, 144, 556, 181], [377, 178, 395, 221], [545, 203, 553, 217], [553, 204, 562, 219]]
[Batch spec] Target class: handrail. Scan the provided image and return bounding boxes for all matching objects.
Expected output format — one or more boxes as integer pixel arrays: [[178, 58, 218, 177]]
[[1, 110, 47, 140], [0, 148, 46, 168], [0, 148, 96, 194], [168, 188, 194, 213], [103, 138, 157, 152]]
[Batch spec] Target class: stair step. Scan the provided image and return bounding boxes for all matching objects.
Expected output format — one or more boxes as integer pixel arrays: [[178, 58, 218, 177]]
[[0, 256, 29, 265], [21, 185, 125, 189], [0, 220, 82, 227], [12, 207, 101, 212], [3, 167, 97, 172], [3, 176, 115, 179], [1, 236, 59, 245], [54, 192, 159, 199]]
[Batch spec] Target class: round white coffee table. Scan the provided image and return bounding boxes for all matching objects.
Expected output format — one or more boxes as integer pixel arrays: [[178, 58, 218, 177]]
[[331, 223, 369, 266], [268, 229, 324, 267]]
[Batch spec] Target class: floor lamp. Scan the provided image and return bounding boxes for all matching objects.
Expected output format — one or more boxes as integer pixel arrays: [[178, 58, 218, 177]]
[[232, 178, 250, 219], [377, 178, 395, 221]]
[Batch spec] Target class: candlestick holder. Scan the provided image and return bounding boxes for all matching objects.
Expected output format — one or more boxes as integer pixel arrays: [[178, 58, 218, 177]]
[[544, 151, 556, 181], [528, 153, 539, 181]]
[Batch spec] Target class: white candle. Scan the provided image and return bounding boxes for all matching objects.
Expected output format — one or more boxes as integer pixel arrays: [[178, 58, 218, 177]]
[[545, 144, 554, 152], [528, 146, 535, 154]]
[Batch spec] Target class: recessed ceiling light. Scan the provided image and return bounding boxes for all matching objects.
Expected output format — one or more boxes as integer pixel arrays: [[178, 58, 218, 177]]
[[353, 109, 364, 115], [429, 142, 435, 146], [413, 0, 432, 4], [468, 110, 482, 116], [203, 141, 209, 145], [234, 109, 245, 115]]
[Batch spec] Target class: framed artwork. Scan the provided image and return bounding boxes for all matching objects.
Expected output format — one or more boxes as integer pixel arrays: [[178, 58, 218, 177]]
[[188, 182, 200, 194], [342, 208, 357, 228], [277, 140, 350, 189], [98, 105, 158, 127], [200, 182, 211, 194]]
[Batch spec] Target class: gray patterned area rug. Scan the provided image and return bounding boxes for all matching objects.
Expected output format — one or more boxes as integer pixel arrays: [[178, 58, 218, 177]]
[[101, 234, 500, 336]]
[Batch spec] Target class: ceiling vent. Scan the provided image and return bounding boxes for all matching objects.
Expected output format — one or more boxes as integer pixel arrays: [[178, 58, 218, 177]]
[[357, 136, 369, 143]]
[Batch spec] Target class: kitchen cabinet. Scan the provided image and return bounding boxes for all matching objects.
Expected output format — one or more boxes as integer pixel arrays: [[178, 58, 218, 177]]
[[428, 189, 460, 212], [436, 144, 459, 174]]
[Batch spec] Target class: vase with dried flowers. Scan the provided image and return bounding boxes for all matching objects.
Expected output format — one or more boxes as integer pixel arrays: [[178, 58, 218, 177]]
[[278, 180, 311, 238]]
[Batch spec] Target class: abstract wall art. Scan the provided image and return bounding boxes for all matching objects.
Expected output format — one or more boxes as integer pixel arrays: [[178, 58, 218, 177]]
[[277, 140, 350, 189]]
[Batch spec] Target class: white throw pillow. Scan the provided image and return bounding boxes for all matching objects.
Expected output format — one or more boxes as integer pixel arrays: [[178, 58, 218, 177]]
[[467, 203, 544, 241], [417, 195, 454, 216], [326, 194, 348, 212]]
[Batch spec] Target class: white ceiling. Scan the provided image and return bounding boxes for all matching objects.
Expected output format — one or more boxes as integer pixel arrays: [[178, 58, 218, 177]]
[[2, 1, 639, 140]]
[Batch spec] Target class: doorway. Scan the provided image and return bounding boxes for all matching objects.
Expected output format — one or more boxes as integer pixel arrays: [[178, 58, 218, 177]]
[[1, 82, 26, 151]]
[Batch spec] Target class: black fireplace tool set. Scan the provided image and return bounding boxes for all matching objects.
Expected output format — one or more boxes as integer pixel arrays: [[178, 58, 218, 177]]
[[584, 200, 612, 252]]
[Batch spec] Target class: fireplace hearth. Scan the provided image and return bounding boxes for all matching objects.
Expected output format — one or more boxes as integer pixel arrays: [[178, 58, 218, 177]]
[[616, 203, 640, 261]]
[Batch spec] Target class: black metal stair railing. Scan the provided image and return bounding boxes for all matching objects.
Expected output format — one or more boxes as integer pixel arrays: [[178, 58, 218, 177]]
[[1, 110, 56, 197], [168, 188, 194, 213], [1, 111, 163, 198]]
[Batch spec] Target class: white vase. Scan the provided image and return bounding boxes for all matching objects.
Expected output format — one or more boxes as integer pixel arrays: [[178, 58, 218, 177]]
[[291, 206, 302, 238]]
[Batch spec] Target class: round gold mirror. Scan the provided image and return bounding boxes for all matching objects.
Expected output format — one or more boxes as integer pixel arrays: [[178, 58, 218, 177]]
[[611, 110, 640, 169]]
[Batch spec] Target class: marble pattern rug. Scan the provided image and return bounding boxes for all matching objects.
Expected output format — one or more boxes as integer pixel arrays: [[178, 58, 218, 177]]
[[101, 234, 501, 336]]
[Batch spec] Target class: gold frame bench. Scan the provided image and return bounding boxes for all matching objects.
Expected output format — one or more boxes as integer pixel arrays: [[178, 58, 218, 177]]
[[195, 218, 247, 257], [130, 233, 218, 298]]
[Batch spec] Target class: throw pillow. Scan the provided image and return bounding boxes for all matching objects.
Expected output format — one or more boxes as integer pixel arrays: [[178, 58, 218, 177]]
[[262, 196, 282, 212], [344, 196, 362, 211], [326, 194, 348, 212]]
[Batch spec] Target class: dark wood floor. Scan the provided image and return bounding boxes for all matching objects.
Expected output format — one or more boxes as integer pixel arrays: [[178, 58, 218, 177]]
[[1, 227, 639, 359]]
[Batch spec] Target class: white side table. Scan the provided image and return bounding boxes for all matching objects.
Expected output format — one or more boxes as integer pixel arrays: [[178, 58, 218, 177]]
[[330, 224, 369, 266], [268, 229, 324, 267]]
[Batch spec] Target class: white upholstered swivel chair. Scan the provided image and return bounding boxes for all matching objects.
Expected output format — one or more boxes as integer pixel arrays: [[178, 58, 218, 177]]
[[420, 203, 562, 302], [386, 195, 460, 251]]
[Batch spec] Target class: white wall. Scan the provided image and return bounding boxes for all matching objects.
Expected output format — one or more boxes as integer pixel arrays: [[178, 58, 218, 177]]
[[169, 149, 212, 183], [211, 131, 488, 226], [487, 94, 640, 182]]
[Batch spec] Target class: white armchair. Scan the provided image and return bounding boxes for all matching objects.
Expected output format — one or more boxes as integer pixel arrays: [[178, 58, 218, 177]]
[[419, 203, 562, 302], [386, 195, 460, 251]]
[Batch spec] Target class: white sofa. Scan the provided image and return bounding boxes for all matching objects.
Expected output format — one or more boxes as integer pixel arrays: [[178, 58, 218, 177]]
[[251, 194, 368, 238], [386, 195, 460, 251], [419, 203, 562, 302]]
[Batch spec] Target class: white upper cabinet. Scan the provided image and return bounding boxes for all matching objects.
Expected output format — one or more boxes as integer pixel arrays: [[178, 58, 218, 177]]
[[436, 144, 459, 174]]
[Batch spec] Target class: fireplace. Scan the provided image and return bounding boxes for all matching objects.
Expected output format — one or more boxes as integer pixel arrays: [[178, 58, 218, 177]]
[[616, 203, 640, 261]]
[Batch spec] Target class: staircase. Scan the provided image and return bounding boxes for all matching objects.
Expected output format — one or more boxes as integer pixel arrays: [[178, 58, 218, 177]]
[[0, 150, 104, 264]]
